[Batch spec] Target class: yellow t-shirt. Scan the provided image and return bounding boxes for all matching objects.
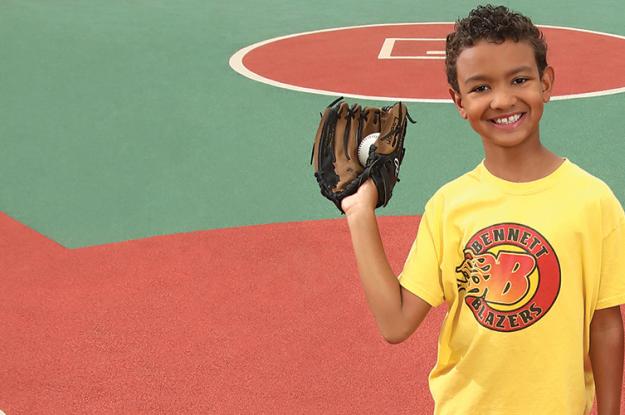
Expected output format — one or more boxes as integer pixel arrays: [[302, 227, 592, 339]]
[[399, 159, 625, 415]]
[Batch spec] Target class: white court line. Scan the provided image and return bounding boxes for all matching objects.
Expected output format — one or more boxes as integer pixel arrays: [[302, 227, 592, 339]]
[[378, 37, 446, 59], [229, 22, 625, 103]]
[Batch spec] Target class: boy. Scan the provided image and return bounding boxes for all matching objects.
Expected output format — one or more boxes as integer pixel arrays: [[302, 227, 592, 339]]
[[341, 5, 625, 414]]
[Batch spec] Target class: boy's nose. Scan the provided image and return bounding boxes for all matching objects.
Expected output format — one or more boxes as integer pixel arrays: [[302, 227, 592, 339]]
[[490, 89, 517, 110]]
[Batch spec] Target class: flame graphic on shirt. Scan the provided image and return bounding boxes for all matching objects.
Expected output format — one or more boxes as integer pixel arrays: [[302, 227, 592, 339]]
[[456, 249, 536, 306]]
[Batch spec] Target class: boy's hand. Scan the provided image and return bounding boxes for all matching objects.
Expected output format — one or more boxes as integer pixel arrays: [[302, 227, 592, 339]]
[[341, 179, 379, 216]]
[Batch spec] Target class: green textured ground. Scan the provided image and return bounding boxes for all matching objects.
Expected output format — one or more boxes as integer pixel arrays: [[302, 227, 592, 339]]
[[1, 0, 624, 248]]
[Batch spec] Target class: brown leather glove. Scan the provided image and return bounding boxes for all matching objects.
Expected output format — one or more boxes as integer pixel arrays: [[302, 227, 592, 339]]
[[311, 97, 415, 213]]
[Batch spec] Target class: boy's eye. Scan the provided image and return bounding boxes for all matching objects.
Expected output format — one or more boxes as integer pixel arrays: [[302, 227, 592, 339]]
[[513, 77, 529, 85], [470, 85, 489, 93]]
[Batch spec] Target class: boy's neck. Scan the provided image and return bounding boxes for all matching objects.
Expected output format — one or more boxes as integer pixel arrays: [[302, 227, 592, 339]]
[[482, 143, 565, 183]]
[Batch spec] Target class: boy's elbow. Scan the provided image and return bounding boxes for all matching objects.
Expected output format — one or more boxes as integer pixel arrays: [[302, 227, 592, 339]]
[[379, 312, 427, 344], [383, 334, 406, 344], [380, 327, 410, 344]]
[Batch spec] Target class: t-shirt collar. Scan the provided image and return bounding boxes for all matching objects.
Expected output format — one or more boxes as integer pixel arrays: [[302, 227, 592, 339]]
[[477, 158, 571, 195]]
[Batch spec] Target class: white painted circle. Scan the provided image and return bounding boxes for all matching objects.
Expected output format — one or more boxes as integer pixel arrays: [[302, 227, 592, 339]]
[[230, 22, 625, 102]]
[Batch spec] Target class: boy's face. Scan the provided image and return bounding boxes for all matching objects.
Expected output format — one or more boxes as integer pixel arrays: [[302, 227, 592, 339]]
[[449, 40, 554, 150]]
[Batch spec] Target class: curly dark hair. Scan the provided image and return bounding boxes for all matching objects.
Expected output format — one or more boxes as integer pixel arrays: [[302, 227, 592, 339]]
[[445, 5, 548, 92]]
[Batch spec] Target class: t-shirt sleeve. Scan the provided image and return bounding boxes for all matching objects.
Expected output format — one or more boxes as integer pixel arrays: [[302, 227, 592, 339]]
[[596, 193, 625, 310], [398, 198, 445, 307]]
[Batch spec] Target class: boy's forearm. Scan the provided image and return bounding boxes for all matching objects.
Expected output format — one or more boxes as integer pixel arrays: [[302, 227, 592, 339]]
[[589, 307, 624, 415], [345, 208, 406, 342]]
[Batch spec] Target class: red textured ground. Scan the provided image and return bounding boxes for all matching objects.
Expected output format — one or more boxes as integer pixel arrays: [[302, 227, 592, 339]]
[[2, 212, 620, 413], [0, 212, 447, 414]]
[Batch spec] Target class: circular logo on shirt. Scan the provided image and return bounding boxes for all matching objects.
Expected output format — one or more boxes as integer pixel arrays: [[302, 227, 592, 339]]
[[455, 223, 560, 332]]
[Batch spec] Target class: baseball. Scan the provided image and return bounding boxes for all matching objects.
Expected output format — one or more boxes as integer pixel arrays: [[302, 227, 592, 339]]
[[358, 133, 379, 166]]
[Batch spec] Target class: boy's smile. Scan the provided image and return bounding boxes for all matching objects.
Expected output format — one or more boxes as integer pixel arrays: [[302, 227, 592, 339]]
[[449, 40, 554, 151], [490, 112, 525, 129]]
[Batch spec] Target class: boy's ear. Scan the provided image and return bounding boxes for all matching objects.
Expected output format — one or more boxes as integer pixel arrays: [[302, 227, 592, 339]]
[[448, 86, 468, 119], [541, 66, 555, 103]]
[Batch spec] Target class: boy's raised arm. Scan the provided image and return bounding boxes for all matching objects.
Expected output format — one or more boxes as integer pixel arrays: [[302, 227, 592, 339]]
[[343, 180, 431, 344]]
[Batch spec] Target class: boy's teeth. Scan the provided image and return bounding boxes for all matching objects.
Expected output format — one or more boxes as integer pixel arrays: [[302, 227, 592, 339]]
[[494, 114, 522, 124]]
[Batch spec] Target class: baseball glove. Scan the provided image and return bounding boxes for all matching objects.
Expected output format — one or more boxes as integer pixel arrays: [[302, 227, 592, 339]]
[[311, 97, 415, 213]]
